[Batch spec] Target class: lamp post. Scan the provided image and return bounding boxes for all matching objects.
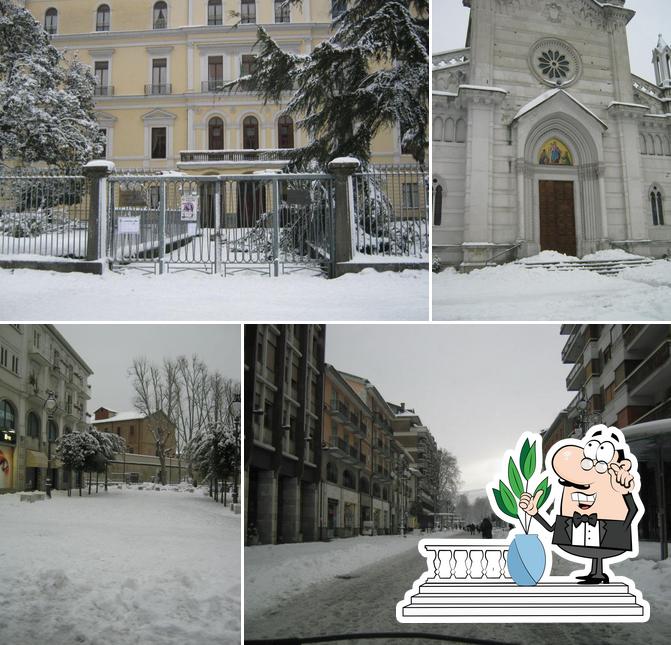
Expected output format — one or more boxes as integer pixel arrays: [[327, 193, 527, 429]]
[[228, 394, 241, 506], [44, 390, 58, 499]]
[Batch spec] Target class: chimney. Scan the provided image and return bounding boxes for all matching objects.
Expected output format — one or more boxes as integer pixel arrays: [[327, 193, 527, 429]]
[[400, 402, 406, 412]]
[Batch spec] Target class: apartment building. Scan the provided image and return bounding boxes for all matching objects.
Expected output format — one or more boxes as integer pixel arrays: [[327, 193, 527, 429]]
[[0, 324, 92, 492], [21, 0, 410, 172], [244, 324, 325, 545]]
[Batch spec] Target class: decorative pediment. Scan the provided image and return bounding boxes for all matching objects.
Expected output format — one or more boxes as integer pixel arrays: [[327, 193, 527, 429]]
[[142, 109, 177, 124], [513, 89, 608, 131], [96, 111, 118, 127]]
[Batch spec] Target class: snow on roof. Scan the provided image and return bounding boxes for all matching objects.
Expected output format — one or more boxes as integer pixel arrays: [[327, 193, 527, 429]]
[[459, 84, 508, 94], [92, 410, 147, 424], [513, 89, 607, 128], [433, 91, 458, 98]]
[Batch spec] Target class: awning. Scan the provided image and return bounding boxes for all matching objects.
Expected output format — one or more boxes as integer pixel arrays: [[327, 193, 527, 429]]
[[26, 450, 49, 468]]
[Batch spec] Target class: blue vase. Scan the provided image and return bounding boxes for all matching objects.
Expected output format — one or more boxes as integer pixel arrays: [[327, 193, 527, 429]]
[[507, 533, 546, 586]]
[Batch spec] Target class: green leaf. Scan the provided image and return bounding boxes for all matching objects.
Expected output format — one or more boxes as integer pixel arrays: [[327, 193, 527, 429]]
[[499, 480, 519, 517], [522, 440, 537, 480], [534, 476, 550, 509], [519, 438, 531, 479], [508, 457, 524, 498], [493, 486, 518, 520], [540, 484, 552, 509]]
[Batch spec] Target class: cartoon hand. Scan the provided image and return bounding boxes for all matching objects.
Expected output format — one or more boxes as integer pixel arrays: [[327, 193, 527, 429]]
[[609, 461, 634, 493], [519, 490, 543, 516]]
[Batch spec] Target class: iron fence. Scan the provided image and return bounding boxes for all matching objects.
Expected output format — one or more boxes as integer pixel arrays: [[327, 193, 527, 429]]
[[351, 164, 429, 259], [0, 173, 89, 258]]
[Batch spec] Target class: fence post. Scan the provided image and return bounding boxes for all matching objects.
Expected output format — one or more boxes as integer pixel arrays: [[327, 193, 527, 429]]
[[158, 180, 166, 274], [214, 179, 222, 274], [83, 160, 115, 262], [272, 177, 281, 277], [327, 157, 360, 278]]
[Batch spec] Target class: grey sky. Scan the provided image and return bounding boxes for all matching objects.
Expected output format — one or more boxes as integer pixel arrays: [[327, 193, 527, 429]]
[[56, 324, 241, 415], [325, 324, 573, 494], [432, 0, 670, 82]]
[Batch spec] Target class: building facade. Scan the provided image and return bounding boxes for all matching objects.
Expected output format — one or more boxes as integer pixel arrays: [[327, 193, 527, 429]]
[[20, 0, 410, 173], [0, 324, 92, 492], [244, 324, 325, 545], [433, 0, 671, 269]]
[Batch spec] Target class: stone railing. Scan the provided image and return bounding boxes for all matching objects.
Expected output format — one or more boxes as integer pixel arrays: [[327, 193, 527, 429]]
[[420, 541, 512, 581]]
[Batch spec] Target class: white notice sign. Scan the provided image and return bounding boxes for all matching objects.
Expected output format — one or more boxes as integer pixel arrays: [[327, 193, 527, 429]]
[[118, 216, 140, 235], [187, 222, 197, 236], [181, 195, 199, 222]]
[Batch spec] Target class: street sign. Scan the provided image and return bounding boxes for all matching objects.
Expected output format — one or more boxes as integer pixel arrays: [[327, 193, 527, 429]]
[[118, 216, 140, 235], [180, 195, 199, 221]]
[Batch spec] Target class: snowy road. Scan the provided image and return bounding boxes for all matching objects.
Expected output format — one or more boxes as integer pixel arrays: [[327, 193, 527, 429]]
[[0, 266, 429, 321], [246, 531, 670, 645], [2, 487, 240, 645]]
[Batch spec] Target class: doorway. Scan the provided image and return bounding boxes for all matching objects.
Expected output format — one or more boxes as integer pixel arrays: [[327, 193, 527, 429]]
[[539, 180, 577, 256]]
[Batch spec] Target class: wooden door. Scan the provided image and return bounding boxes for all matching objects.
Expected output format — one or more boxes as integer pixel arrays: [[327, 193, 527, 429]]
[[539, 180, 577, 256]]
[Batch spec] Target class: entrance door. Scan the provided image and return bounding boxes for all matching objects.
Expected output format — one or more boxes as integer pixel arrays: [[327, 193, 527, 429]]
[[539, 180, 577, 256]]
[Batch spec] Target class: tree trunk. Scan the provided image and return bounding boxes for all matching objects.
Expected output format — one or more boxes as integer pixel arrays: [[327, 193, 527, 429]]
[[88, 471, 92, 495], [104, 464, 108, 491], [79, 470, 82, 497], [214, 477, 219, 503], [209, 479, 213, 498], [95, 471, 99, 493]]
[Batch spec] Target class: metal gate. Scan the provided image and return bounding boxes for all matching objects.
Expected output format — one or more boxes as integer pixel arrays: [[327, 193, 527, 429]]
[[107, 173, 335, 275]]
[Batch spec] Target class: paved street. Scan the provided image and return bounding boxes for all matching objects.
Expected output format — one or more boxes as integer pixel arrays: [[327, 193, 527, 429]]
[[245, 531, 668, 645]]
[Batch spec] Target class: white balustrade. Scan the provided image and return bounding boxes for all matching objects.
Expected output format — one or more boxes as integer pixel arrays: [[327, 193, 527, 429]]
[[421, 541, 512, 581]]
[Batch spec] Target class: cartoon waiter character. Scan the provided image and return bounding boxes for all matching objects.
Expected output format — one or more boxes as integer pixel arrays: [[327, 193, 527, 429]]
[[519, 426, 642, 585]]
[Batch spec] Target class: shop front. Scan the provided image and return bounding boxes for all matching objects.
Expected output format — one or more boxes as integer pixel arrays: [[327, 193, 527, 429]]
[[0, 428, 17, 491]]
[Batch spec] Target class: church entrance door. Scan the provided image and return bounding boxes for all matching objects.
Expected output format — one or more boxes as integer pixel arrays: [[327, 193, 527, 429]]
[[539, 180, 576, 256]]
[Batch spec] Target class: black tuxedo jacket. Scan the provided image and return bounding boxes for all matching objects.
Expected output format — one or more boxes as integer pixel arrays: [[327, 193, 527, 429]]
[[534, 493, 637, 552]]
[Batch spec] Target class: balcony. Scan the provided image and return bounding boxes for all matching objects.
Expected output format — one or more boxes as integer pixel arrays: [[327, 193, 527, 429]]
[[326, 435, 358, 465], [626, 340, 671, 395], [566, 360, 585, 391], [94, 85, 115, 97], [178, 149, 294, 168], [635, 396, 671, 424], [28, 344, 50, 365], [328, 398, 350, 424], [623, 324, 670, 353], [144, 84, 172, 95], [201, 80, 228, 93]]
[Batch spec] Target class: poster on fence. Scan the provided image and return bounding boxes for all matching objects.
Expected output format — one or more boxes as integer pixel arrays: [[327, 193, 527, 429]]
[[181, 195, 199, 222], [117, 216, 140, 235]]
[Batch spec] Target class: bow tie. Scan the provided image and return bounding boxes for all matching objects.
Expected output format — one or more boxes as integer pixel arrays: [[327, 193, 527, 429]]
[[573, 512, 598, 528]]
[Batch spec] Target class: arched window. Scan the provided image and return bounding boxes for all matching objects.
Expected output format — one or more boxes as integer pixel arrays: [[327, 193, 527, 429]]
[[382, 487, 388, 501], [648, 134, 656, 155], [432, 117, 443, 142], [444, 118, 454, 142], [208, 0, 222, 26], [342, 469, 355, 490], [96, 4, 110, 31], [47, 420, 59, 442], [208, 117, 224, 150], [326, 461, 338, 483], [275, 0, 290, 23], [455, 118, 467, 143], [372, 482, 381, 498], [359, 476, 369, 494], [277, 115, 294, 149], [153, 2, 168, 29], [640, 134, 648, 155], [667, 54, 671, 79], [0, 399, 16, 430], [433, 183, 443, 226], [27, 412, 41, 439], [655, 135, 664, 156], [243, 116, 259, 149], [44, 8, 58, 35], [651, 186, 665, 226]]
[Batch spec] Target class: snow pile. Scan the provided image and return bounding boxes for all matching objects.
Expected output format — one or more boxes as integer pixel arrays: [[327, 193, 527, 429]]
[[245, 530, 461, 615], [0, 266, 429, 321], [434, 259, 671, 320], [582, 249, 646, 261], [517, 249, 646, 264], [0, 488, 240, 645], [518, 250, 579, 263]]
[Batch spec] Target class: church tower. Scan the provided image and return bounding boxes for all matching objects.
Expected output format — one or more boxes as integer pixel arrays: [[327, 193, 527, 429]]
[[653, 34, 671, 89]]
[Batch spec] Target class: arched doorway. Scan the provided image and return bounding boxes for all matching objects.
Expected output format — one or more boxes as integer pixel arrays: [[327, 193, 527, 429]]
[[208, 116, 224, 150]]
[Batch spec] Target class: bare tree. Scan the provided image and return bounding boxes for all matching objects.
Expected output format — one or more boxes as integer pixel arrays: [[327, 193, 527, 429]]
[[434, 448, 462, 515]]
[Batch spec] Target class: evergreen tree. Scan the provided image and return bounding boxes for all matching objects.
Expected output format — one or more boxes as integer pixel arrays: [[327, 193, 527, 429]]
[[228, 0, 428, 168], [0, 0, 103, 169]]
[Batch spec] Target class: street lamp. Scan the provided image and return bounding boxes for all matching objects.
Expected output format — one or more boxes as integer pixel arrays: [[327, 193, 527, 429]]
[[228, 394, 241, 506], [44, 390, 58, 499]]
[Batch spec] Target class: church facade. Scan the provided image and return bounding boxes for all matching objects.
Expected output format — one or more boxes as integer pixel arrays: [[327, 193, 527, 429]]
[[432, 0, 671, 269]]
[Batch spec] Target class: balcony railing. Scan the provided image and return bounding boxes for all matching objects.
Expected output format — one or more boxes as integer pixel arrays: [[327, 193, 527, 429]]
[[420, 542, 512, 581], [566, 361, 584, 391], [144, 84, 172, 95], [626, 340, 671, 393], [201, 80, 227, 93], [94, 85, 114, 97], [179, 149, 293, 163]]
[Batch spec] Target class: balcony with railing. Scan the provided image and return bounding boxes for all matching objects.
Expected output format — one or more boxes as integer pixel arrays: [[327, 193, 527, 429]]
[[623, 324, 670, 353], [201, 80, 228, 93], [566, 360, 585, 391], [178, 149, 294, 166], [144, 84, 172, 95], [94, 85, 115, 97], [626, 340, 671, 395], [328, 398, 350, 424]]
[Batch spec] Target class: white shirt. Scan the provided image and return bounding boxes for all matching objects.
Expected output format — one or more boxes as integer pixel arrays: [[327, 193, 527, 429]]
[[572, 519, 601, 547]]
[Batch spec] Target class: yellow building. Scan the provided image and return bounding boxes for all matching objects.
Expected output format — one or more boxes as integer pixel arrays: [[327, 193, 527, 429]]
[[20, 0, 412, 173]]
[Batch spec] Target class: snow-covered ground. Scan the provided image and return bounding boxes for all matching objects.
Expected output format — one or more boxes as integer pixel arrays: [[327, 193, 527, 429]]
[[434, 253, 671, 320], [1, 486, 240, 645], [0, 266, 429, 321]]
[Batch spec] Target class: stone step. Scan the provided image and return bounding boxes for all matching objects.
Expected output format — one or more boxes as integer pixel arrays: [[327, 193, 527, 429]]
[[519, 258, 654, 275], [417, 581, 630, 595]]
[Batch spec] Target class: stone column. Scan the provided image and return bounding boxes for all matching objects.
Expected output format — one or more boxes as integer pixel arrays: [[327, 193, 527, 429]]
[[83, 160, 115, 261], [327, 157, 360, 276], [279, 476, 301, 543], [300, 481, 318, 542], [256, 470, 277, 545]]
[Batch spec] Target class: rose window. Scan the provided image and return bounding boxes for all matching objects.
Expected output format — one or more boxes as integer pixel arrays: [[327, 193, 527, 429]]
[[538, 50, 570, 80], [528, 38, 582, 88]]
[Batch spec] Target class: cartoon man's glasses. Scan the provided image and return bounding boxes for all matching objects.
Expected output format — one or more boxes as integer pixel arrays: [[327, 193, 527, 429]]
[[580, 439, 615, 474]]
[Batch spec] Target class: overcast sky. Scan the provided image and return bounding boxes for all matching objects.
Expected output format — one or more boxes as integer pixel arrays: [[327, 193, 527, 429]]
[[57, 324, 241, 415], [325, 324, 573, 494], [433, 0, 670, 82]]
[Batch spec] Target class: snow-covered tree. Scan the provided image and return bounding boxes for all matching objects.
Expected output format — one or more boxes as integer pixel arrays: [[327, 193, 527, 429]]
[[227, 0, 428, 168], [0, 0, 103, 168]]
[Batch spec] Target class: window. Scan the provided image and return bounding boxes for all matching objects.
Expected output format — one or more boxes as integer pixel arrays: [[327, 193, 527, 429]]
[[96, 4, 110, 31], [277, 116, 294, 149], [94, 61, 110, 95], [153, 1, 167, 29], [240, 54, 257, 78], [11, 356, 19, 375], [27, 412, 41, 439], [243, 116, 259, 149], [332, 0, 346, 19], [48, 421, 59, 442], [0, 400, 16, 430], [207, 55, 224, 92], [651, 186, 665, 226], [275, 0, 290, 23], [208, 117, 225, 150], [152, 58, 168, 92], [151, 127, 167, 159], [241, 0, 256, 24], [343, 469, 355, 490], [326, 461, 338, 483], [44, 8, 58, 35], [402, 183, 420, 208], [0, 347, 7, 368], [99, 128, 107, 157], [208, 0, 222, 25]]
